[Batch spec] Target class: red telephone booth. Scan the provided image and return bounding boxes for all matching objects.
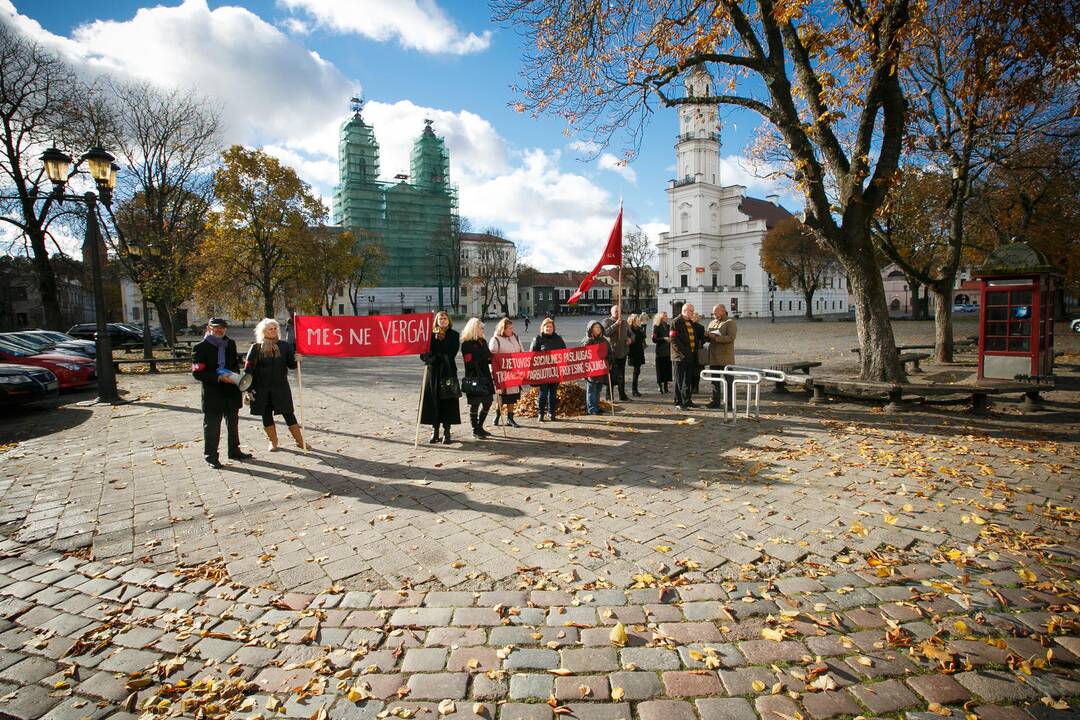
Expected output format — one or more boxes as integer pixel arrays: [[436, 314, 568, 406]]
[[973, 241, 1059, 381]]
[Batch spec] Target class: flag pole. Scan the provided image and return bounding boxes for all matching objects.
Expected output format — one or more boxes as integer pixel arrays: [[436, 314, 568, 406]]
[[297, 359, 308, 454]]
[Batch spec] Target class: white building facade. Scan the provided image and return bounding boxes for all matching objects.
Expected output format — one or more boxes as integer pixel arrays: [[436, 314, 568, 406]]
[[459, 232, 518, 319], [656, 66, 849, 319]]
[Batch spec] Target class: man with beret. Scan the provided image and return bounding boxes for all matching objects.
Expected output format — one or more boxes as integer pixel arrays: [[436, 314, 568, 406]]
[[192, 318, 251, 468]]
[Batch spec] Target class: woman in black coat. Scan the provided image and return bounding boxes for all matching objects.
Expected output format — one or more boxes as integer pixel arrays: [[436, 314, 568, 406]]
[[245, 318, 308, 451], [651, 311, 673, 394], [420, 310, 462, 444], [529, 317, 566, 421], [627, 313, 647, 397], [460, 317, 494, 439]]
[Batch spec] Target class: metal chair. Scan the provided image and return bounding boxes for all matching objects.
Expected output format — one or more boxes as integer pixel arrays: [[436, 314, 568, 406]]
[[725, 365, 786, 415], [699, 368, 762, 421]]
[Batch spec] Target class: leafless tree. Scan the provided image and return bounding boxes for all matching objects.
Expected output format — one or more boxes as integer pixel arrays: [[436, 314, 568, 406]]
[[622, 225, 655, 311]]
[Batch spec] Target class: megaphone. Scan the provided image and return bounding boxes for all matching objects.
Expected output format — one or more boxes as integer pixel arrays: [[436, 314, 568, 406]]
[[237, 372, 254, 392]]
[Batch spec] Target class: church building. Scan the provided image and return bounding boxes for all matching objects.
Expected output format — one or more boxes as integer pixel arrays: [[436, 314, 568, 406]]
[[656, 66, 849, 319]]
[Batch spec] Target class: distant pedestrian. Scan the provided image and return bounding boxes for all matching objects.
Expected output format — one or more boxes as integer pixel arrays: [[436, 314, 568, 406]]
[[582, 319, 611, 415], [191, 318, 250, 468], [420, 310, 461, 444], [627, 313, 646, 397], [245, 318, 308, 452], [530, 317, 566, 421], [489, 317, 524, 427], [523, 316, 530, 332], [460, 318, 494, 439], [652, 311, 672, 394]]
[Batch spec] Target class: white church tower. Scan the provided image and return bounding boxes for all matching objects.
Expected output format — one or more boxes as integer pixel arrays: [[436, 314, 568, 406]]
[[656, 65, 849, 319]]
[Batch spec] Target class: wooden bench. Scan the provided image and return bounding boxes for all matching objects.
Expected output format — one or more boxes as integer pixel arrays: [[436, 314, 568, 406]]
[[899, 352, 931, 373], [111, 357, 192, 374], [770, 360, 822, 392], [805, 377, 1054, 413]]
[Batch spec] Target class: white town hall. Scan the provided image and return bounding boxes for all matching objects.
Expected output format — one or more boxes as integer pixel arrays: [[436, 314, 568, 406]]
[[655, 65, 849, 319]]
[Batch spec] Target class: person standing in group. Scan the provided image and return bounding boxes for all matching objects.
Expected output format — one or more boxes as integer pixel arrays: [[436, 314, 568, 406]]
[[420, 310, 461, 444], [602, 305, 632, 401], [652, 311, 672, 394], [669, 303, 705, 411], [706, 304, 738, 410], [191, 318, 250, 468], [582, 319, 611, 415], [627, 313, 647, 397], [489, 317, 524, 427], [460, 318, 494, 439], [530, 317, 566, 421], [245, 318, 308, 452]]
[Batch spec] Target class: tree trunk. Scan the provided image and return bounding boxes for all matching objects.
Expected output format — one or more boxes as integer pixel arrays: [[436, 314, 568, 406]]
[[28, 228, 63, 329], [845, 249, 905, 382], [930, 285, 954, 363], [153, 299, 176, 346], [908, 279, 924, 320], [263, 292, 275, 318], [803, 289, 815, 319]]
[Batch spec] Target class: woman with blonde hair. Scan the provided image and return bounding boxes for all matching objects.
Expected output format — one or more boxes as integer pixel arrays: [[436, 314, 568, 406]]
[[489, 316, 524, 427], [244, 318, 307, 451], [420, 310, 461, 444], [460, 318, 494, 438]]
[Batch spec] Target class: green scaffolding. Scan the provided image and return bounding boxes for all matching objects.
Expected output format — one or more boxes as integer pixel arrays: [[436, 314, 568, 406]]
[[332, 114, 459, 290]]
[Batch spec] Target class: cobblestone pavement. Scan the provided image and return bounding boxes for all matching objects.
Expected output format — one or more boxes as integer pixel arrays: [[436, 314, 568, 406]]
[[0, 319, 1078, 719]]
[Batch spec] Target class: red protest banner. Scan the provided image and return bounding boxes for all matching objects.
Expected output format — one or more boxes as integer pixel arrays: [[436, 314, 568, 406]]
[[294, 314, 432, 358], [491, 344, 609, 390]]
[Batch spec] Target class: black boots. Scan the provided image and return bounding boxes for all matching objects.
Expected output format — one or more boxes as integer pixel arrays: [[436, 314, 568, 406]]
[[506, 412, 520, 428], [471, 406, 491, 438], [429, 425, 440, 443], [441, 423, 452, 444]]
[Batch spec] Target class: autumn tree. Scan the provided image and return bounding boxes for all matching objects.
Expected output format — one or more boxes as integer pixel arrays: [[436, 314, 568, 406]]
[[493, 0, 913, 380], [105, 81, 221, 344], [622, 225, 655, 312], [0, 21, 112, 329], [346, 233, 387, 314], [197, 146, 326, 317], [761, 217, 840, 320], [283, 226, 359, 315], [889, 0, 1078, 361]]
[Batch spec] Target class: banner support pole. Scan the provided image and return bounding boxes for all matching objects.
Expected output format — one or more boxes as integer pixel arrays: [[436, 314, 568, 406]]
[[415, 364, 429, 449], [607, 371, 616, 416], [297, 359, 307, 454]]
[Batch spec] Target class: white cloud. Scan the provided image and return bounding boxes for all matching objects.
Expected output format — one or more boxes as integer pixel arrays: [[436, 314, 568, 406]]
[[597, 153, 637, 184], [1, 0, 357, 149], [281, 17, 310, 35], [568, 140, 601, 155], [719, 155, 797, 207], [279, 0, 491, 54]]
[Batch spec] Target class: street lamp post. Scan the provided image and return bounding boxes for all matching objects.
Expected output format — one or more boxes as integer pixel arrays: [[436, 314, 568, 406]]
[[40, 147, 121, 403]]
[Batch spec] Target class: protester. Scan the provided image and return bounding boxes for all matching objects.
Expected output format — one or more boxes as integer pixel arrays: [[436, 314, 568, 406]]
[[459, 318, 494, 439], [530, 317, 566, 421], [191, 318, 250, 468], [602, 305, 632, 401], [652, 311, 672, 394], [690, 311, 705, 394], [706, 304, 738, 410], [489, 317, 525, 427], [627, 313, 647, 397], [420, 310, 461, 444], [245, 318, 308, 451], [669, 304, 705, 410], [582, 320, 611, 415]]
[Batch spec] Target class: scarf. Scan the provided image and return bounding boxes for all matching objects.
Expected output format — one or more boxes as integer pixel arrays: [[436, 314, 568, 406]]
[[260, 338, 281, 357], [434, 327, 446, 341], [204, 333, 227, 371]]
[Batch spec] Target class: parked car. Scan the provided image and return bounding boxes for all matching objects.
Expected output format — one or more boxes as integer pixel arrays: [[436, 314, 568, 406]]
[[0, 364, 59, 406], [1, 330, 95, 358], [0, 337, 95, 389], [67, 323, 144, 345], [115, 323, 166, 345], [1071, 318, 1080, 334], [951, 303, 978, 313]]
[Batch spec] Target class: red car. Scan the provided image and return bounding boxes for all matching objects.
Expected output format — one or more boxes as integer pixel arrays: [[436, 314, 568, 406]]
[[0, 337, 96, 389]]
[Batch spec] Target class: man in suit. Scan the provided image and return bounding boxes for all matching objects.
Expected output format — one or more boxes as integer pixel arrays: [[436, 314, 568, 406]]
[[669, 303, 704, 410], [191, 318, 251, 468]]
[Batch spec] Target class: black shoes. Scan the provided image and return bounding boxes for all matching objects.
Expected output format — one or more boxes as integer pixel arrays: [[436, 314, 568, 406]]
[[206, 458, 223, 469], [632, 390, 642, 397], [506, 416, 520, 428], [229, 451, 253, 460], [429, 428, 440, 443], [706, 402, 722, 409]]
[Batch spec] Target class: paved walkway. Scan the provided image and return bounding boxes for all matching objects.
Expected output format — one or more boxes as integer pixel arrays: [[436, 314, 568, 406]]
[[1, 320, 1078, 719]]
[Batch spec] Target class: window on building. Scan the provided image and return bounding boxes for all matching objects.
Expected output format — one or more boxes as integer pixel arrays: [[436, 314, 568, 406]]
[[798, 301, 802, 311], [734, 273, 742, 287], [731, 298, 738, 312], [680, 249, 689, 257], [680, 274, 688, 287], [132, 306, 141, 321], [339, 303, 345, 314], [711, 274, 717, 287], [680, 212, 689, 233]]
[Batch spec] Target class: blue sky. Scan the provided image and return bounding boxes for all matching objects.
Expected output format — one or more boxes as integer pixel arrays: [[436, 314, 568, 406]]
[[6, 0, 784, 270]]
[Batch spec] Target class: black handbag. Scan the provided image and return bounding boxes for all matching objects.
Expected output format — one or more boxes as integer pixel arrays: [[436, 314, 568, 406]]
[[696, 346, 710, 366], [461, 375, 492, 396], [437, 375, 462, 400]]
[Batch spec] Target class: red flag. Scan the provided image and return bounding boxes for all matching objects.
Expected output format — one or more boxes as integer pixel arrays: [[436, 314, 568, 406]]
[[569, 206, 622, 304]]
